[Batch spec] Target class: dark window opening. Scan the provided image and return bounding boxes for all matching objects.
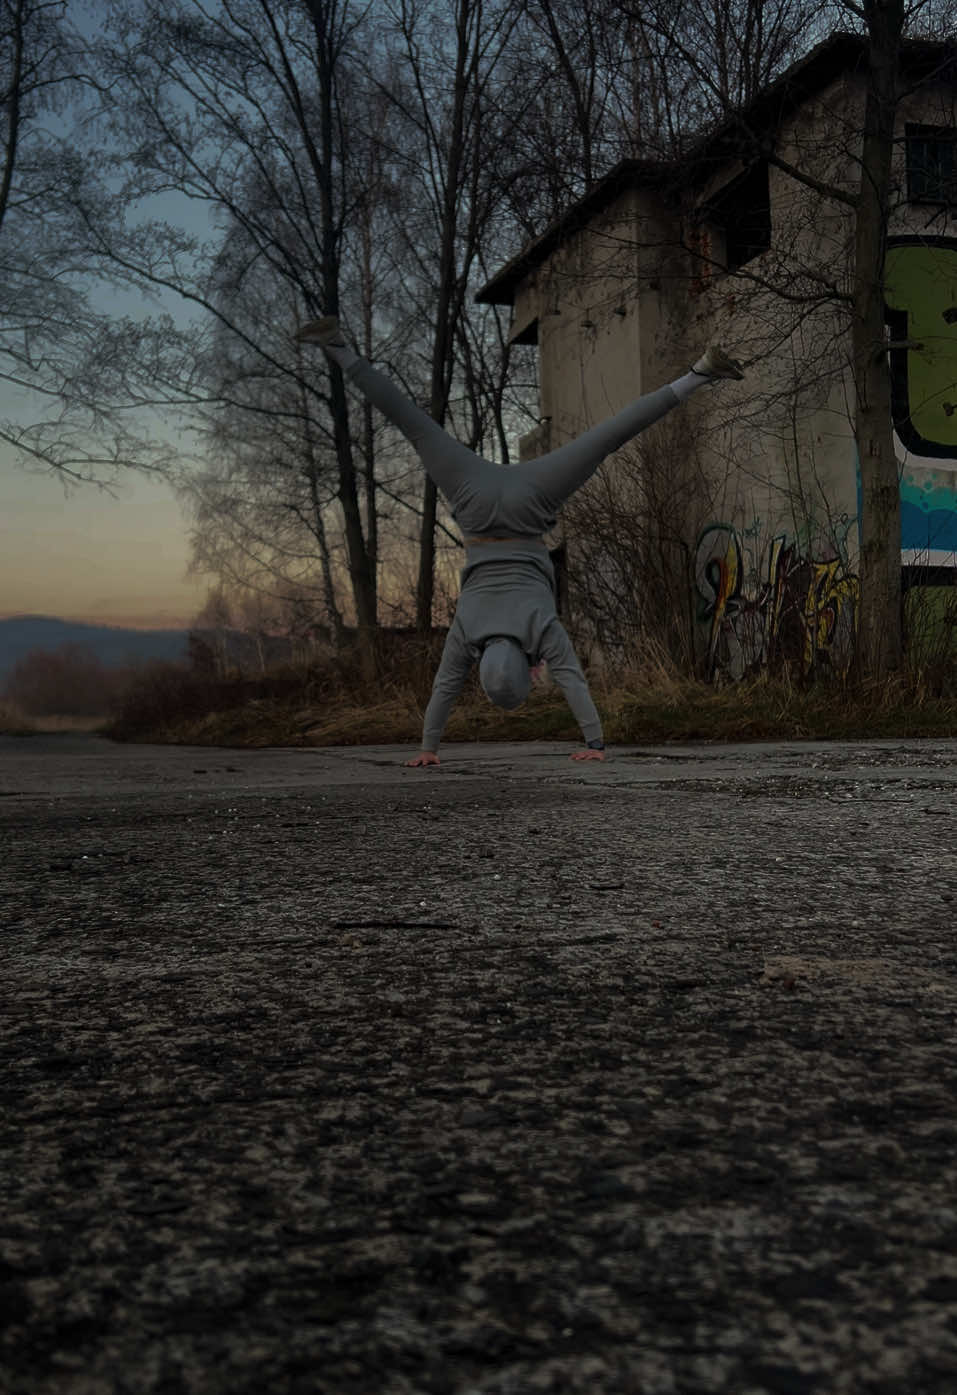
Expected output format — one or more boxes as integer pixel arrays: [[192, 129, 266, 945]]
[[703, 161, 771, 272], [906, 124, 956, 206], [549, 542, 567, 616], [510, 315, 539, 345], [902, 564, 957, 591]]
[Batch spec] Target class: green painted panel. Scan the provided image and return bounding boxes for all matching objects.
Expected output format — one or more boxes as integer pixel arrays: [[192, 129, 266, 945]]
[[885, 242, 957, 451]]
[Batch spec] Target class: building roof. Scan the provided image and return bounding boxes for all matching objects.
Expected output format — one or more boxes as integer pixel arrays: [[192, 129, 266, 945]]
[[476, 158, 669, 308], [476, 31, 957, 306]]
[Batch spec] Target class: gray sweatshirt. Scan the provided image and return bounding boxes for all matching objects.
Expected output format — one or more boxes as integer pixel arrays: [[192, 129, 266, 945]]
[[422, 540, 601, 751]]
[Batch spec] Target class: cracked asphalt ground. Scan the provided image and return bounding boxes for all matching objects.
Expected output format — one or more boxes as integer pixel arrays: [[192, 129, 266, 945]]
[[4, 733, 957, 1395]]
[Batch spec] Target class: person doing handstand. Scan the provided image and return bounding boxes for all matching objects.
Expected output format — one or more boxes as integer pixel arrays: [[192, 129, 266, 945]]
[[296, 317, 742, 767]]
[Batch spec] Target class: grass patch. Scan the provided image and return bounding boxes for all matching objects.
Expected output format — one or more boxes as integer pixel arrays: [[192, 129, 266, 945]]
[[0, 701, 35, 736], [1, 704, 119, 737], [104, 643, 957, 749], [31, 714, 112, 733], [603, 671, 957, 743]]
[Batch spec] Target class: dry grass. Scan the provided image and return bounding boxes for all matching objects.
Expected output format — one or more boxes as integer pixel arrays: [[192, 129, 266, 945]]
[[96, 624, 957, 749], [32, 714, 112, 733], [0, 704, 115, 736], [0, 701, 35, 736], [596, 649, 957, 743], [103, 639, 957, 749]]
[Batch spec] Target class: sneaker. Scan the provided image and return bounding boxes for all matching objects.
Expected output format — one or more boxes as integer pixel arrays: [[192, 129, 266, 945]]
[[691, 346, 744, 380], [295, 316, 347, 348]]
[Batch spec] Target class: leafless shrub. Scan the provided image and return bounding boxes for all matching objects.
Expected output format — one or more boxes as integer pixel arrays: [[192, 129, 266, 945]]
[[3, 646, 136, 718], [110, 628, 451, 740], [561, 414, 715, 671], [903, 581, 957, 696]]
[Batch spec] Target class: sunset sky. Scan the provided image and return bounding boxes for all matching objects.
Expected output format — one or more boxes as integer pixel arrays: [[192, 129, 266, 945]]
[[2, 0, 214, 633], [0, 460, 208, 630]]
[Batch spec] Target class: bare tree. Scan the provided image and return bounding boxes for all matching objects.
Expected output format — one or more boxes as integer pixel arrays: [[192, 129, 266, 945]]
[[624, 0, 832, 150], [0, 0, 176, 480], [367, 0, 526, 631], [297, 0, 379, 669], [77, 0, 390, 668], [483, 0, 644, 238]]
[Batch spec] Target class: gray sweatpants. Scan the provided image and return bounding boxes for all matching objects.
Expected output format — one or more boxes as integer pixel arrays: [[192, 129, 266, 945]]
[[339, 354, 684, 535]]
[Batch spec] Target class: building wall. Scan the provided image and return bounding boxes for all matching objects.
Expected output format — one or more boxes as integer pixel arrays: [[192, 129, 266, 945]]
[[510, 188, 695, 661], [508, 68, 957, 677], [888, 81, 957, 568]]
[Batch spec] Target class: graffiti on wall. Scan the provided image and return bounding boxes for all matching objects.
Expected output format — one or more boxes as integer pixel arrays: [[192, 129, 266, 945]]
[[885, 237, 957, 563], [695, 524, 860, 680], [691, 240, 956, 677]]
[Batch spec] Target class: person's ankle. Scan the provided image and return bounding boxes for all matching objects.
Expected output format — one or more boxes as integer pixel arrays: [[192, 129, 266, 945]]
[[691, 346, 744, 380], [295, 316, 347, 349]]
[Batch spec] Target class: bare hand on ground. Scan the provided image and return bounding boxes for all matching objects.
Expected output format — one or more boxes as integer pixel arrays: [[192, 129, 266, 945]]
[[570, 749, 605, 761], [405, 752, 440, 768]]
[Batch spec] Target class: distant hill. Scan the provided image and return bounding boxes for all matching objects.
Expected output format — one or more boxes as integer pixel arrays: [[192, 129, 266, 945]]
[[0, 615, 190, 682]]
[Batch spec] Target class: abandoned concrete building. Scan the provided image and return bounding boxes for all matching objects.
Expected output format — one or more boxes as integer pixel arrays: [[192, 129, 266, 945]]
[[478, 32, 957, 678]]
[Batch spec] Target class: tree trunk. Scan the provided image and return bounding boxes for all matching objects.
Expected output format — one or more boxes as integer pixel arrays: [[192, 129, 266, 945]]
[[0, 0, 25, 239], [360, 211, 378, 606], [414, 0, 471, 635], [414, 349, 453, 631], [305, 465, 346, 650], [329, 359, 378, 671], [296, 367, 346, 646], [306, 0, 377, 679], [853, 0, 905, 680]]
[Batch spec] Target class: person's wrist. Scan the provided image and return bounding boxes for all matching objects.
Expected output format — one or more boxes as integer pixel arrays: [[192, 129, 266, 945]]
[[587, 739, 605, 750]]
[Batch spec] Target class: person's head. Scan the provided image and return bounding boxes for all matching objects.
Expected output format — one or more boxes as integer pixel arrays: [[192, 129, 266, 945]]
[[479, 637, 531, 710]]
